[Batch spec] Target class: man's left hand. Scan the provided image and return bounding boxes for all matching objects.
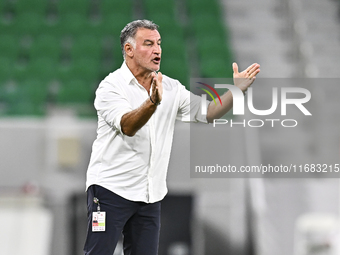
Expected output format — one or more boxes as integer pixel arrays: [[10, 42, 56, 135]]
[[232, 62, 260, 92]]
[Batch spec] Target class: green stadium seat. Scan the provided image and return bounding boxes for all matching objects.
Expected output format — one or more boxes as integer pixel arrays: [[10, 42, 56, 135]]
[[0, 0, 13, 19], [100, 0, 133, 18], [191, 13, 226, 38], [53, 13, 89, 37], [12, 60, 29, 83], [161, 34, 186, 57], [29, 34, 61, 61], [1, 81, 20, 112], [99, 36, 116, 76], [58, 57, 100, 82], [0, 78, 15, 111], [100, 12, 132, 36], [72, 57, 101, 81], [144, 0, 175, 15], [0, 34, 20, 60], [0, 0, 234, 117], [14, 0, 48, 16], [0, 1, 10, 33], [71, 35, 102, 62], [112, 36, 124, 69], [94, 36, 121, 77], [11, 57, 55, 83], [0, 57, 15, 81], [147, 13, 183, 37], [0, 22, 10, 35], [28, 57, 59, 82], [0, 0, 5, 12], [57, 78, 95, 104], [186, 0, 233, 79], [57, 63, 72, 83], [0, 79, 8, 104], [200, 57, 232, 78], [196, 34, 232, 60], [161, 57, 189, 87], [187, 0, 221, 16], [57, 0, 91, 17], [13, 12, 47, 36], [5, 79, 48, 116], [56, 77, 97, 117]]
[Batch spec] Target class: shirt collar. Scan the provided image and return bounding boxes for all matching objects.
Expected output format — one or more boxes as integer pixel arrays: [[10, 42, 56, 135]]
[[120, 61, 138, 85]]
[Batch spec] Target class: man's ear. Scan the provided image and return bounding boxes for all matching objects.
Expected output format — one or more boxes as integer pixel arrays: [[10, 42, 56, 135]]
[[124, 43, 134, 58]]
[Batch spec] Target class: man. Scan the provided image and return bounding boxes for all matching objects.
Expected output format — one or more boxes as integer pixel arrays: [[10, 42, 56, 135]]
[[84, 19, 260, 255]]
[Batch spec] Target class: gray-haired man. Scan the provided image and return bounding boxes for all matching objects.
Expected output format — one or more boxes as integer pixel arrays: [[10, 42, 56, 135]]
[[84, 19, 260, 255]]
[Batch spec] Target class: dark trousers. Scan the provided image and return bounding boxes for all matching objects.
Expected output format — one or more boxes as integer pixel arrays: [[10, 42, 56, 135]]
[[83, 185, 161, 255]]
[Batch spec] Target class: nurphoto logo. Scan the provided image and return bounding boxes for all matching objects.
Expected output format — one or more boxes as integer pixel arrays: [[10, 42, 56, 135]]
[[197, 82, 312, 128]]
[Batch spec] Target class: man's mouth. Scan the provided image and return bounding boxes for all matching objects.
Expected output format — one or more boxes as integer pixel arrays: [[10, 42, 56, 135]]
[[152, 57, 161, 64]]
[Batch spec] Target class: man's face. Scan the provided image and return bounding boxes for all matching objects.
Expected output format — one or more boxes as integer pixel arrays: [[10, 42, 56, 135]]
[[131, 28, 162, 72]]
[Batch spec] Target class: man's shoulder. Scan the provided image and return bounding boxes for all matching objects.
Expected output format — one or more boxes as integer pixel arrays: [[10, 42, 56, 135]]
[[161, 74, 188, 93], [98, 68, 125, 88], [103, 68, 123, 83]]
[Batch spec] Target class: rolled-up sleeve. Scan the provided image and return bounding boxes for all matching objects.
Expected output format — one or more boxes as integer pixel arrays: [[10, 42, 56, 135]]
[[177, 82, 210, 123], [94, 81, 133, 134]]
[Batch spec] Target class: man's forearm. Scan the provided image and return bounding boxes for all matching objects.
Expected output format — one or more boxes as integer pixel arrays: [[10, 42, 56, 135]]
[[206, 62, 260, 123], [121, 98, 158, 136], [206, 90, 234, 123]]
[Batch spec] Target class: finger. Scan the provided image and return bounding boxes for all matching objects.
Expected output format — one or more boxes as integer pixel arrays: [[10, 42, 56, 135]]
[[248, 64, 260, 76], [244, 64, 253, 74], [152, 77, 157, 92], [249, 68, 260, 79], [232, 62, 239, 74], [157, 72, 163, 83], [251, 63, 260, 71], [156, 72, 163, 95], [246, 63, 260, 76], [251, 65, 260, 74], [151, 71, 156, 79], [245, 63, 257, 74]]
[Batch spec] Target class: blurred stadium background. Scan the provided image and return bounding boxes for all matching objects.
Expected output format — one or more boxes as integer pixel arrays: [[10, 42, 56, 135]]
[[0, 0, 340, 254]]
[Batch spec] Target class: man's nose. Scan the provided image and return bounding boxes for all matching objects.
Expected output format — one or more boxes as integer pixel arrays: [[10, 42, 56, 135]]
[[154, 44, 161, 54]]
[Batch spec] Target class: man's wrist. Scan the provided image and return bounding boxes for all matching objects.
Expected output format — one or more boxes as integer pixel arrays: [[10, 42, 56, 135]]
[[235, 84, 248, 95], [149, 96, 161, 106]]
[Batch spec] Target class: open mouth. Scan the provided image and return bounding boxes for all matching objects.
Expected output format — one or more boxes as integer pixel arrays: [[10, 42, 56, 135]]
[[152, 57, 161, 64]]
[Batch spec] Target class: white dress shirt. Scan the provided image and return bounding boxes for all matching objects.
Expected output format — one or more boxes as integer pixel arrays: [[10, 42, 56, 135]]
[[86, 62, 208, 203]]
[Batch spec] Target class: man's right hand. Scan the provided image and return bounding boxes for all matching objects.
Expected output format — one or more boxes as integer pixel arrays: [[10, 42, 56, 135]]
[[150, 72, 163, 105]]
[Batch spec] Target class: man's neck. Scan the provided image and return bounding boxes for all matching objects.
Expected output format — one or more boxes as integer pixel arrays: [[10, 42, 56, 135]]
[[126, 61, 153, 93]]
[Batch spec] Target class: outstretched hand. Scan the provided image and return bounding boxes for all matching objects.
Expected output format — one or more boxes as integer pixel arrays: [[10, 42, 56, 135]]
[[233, 62, 260, 92], [150, 71, 163, 105]]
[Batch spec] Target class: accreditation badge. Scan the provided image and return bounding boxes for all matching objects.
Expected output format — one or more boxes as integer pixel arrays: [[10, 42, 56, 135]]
[[92, 211, 106, 232]]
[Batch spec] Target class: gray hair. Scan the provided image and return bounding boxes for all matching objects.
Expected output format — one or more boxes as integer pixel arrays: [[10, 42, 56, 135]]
[[120, 20, 159, 58]]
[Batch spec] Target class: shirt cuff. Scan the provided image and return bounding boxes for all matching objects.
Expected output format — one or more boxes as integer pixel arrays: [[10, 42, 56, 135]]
[[113, 109, 132, 135]]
